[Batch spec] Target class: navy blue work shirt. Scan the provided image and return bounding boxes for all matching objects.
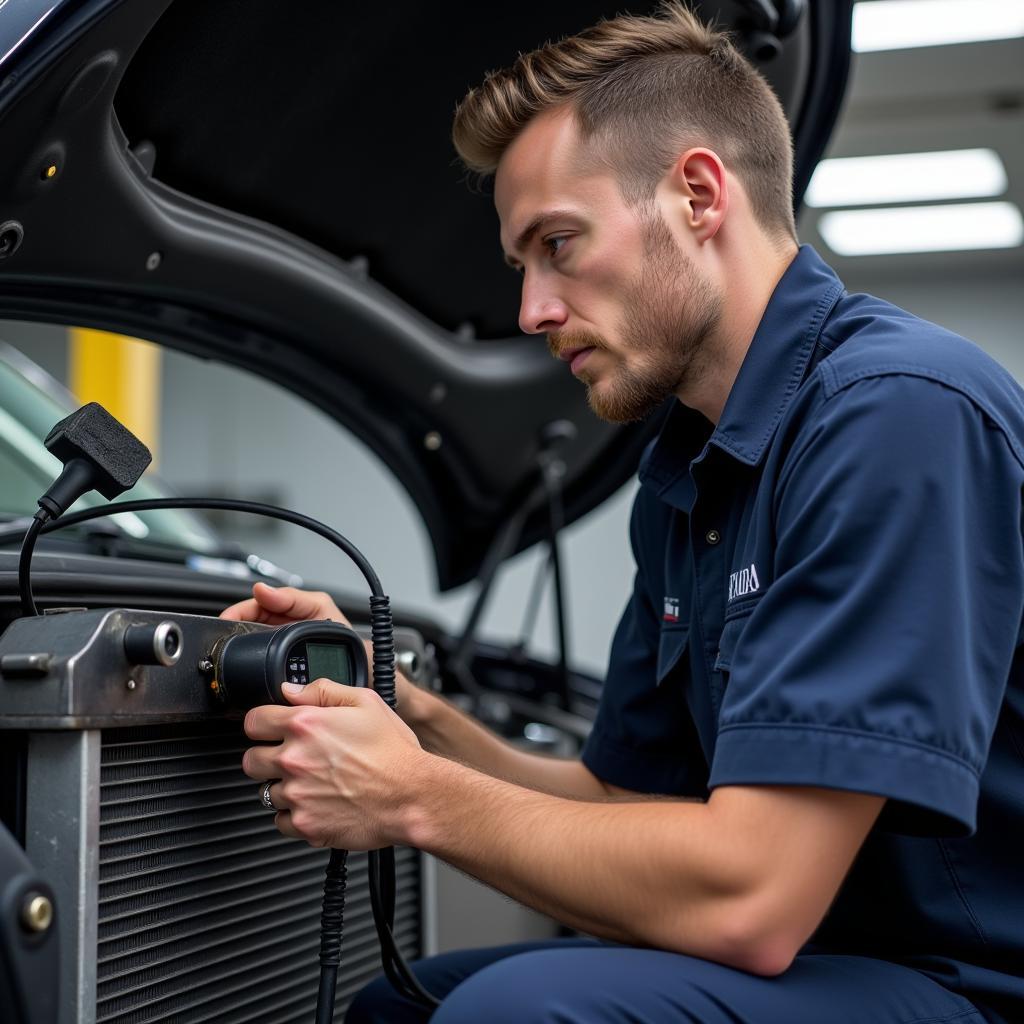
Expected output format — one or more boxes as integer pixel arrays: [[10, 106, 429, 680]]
[[581, 246, 1024, 1023]]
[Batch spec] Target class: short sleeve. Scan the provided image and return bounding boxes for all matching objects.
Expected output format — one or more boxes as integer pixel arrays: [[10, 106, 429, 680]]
[[709, 374, 1024, 836], [581, 491, 708, 796]]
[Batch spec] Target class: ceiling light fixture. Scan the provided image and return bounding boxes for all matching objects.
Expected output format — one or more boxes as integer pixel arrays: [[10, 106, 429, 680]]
[[853, 0, 1024, 52], [806, 149, 1008, 208], [818, 201, 1024, 256]]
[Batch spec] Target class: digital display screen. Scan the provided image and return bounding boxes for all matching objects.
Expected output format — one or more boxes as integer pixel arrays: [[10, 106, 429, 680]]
[[306, 643, 352, 684]]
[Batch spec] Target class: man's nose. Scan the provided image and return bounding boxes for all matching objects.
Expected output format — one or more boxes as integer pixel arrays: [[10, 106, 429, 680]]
[[518, 274, 568, 335]]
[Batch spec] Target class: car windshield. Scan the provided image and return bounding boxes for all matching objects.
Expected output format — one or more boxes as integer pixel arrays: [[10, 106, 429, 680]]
[[0, 343, 221, 554]]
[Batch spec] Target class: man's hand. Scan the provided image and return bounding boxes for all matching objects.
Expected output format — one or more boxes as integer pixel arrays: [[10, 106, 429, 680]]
[[221, 581, 348, 627], [221, 583, 424, 723], [242, 677, 431, 851], [220, 586, 614, 801]]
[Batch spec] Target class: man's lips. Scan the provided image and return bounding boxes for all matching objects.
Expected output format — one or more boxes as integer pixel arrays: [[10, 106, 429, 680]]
[[558, 346, 596, 374]]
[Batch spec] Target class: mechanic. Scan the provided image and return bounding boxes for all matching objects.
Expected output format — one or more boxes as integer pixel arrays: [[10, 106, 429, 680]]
[[223, 4, 1024, 1022]]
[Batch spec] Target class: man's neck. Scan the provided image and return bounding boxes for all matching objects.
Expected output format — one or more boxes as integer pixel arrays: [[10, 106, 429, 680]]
[[678, 240, 799, 425]]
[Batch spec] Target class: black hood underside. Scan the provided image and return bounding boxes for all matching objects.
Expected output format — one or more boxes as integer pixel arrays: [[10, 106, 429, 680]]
[[0, 0, 852, 588]]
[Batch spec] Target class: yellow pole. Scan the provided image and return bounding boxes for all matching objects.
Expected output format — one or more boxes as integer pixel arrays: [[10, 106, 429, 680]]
[[67, 328, 162, 469]]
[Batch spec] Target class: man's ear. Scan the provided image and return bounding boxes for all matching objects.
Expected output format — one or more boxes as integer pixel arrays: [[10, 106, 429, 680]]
[[665, 148, 728, 243]]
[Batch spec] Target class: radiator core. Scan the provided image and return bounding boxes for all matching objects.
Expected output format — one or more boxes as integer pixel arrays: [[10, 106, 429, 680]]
[[25, 721, 423, 1024]]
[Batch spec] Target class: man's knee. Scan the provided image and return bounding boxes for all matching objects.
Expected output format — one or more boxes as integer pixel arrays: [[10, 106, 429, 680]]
[[345, 974, 390, 1024], [346, 973, 429, 1024], [430, 948, 703, 1024]]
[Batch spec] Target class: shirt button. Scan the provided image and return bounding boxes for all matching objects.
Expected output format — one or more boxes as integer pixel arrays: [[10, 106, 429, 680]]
[[705, 529, 721, 545]]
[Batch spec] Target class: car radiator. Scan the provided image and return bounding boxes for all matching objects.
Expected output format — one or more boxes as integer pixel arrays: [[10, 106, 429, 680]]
[[0, 609, 436, 1024], [94, 721, 422, 1023], [17, 721, 423, 1024]]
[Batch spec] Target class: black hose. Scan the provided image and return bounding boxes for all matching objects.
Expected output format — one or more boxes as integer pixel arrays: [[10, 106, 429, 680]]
[[369, 848, 440, 1007], [21, 497, 386, 598], [17, 510, 48, 617]]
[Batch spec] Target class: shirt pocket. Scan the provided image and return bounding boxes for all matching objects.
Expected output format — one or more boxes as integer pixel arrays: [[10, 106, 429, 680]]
[[656, 626, 690, 686]]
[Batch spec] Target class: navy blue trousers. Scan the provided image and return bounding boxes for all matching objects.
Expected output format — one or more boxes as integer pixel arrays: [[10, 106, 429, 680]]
[[345, 938, 987, 1024]]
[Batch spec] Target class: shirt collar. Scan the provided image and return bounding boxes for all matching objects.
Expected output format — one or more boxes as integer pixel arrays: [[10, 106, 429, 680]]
[[639, 245, 845, 499]]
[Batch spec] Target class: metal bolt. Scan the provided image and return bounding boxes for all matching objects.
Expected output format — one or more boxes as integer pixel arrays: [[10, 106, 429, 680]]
[[145, 251, 162, 271], [424, 431, 442, 451], [126, 678, 137, 690], [21, 893, 53, 934], [198, 659, 214, 674], [0, 221, 24, 260], [705, 529, 721, 545], [396, 649, 421, 680]]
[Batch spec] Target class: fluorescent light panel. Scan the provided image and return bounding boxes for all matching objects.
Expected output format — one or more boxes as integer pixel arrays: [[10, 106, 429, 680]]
[[806, 149, 1007, 208], [819, 201, 1024, 256], [853, 0, 1024, 52]]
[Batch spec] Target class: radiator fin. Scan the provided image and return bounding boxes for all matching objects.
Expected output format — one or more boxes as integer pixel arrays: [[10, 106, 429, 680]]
[[97, 721, 421, 1023]]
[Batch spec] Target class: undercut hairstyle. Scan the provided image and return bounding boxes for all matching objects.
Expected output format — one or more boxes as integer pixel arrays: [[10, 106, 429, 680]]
[[452, 1, 797, 242]]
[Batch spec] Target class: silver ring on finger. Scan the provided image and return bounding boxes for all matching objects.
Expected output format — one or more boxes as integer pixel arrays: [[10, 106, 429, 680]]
[[260, 780, 278, 810]]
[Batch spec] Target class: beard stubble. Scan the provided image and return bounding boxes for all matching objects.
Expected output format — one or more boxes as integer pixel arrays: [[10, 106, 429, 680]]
[[549, 215, 722, 423]]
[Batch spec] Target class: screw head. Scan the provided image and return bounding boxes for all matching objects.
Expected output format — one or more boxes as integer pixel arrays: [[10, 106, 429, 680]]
[[424, 431, 442, 451], [145, 251, 162, 271], [126, 678, 137, 690], [21, 893, 53, 934]]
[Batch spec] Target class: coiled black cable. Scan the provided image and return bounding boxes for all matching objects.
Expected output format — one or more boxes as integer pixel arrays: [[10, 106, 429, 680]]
[[317, 849, 348, 1021], [367, 595, 439, 1009], [369, 595, 397, 707], [17, 497, 440, 1018]]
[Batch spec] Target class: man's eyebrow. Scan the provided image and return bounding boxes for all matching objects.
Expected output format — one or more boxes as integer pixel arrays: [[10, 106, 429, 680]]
[[503, 209, 576, 268]]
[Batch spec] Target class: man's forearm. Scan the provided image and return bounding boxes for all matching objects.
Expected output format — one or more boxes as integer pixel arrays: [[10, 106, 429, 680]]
[[399, 754, 780, 972], [249, 679, 883, 978], [404, 684, 614, 799]]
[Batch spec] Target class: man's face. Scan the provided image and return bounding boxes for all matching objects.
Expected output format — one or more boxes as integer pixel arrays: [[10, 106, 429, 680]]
[[495, 108, 722, 423]]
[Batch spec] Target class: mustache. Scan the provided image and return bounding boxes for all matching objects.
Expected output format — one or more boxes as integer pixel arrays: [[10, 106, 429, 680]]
[[547, 330, 606, 360]]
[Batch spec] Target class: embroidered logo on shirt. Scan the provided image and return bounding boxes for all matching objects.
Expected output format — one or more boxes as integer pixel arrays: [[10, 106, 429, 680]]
[[728, 564, 760, 602], [663, 597, 680, 622]]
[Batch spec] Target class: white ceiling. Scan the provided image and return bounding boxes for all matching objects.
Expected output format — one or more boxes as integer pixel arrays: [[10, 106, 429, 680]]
[[797, 18, 1023, 283]]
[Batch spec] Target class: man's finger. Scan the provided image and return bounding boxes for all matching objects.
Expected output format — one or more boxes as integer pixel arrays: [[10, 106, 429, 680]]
[[219, 597, 260, 621], [283, 678, 368, 708], [219, 595, 294, 625], [274, 810, 300, 839], [244, 703, 298, 740], [241, 744, 278, 780], [252, 583, 344, 622]]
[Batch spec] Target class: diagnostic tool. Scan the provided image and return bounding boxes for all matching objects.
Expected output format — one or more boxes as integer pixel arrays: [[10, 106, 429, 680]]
[[210, 620, 368, 711]]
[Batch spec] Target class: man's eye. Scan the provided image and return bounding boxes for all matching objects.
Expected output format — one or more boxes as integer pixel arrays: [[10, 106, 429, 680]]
[[544, 236, 569, 258]]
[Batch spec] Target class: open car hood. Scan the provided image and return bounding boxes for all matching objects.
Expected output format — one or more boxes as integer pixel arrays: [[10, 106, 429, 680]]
[[0, 0, 853, 590]]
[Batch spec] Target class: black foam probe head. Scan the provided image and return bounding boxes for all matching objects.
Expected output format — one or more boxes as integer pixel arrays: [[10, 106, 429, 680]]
[[41, 403, 152, 517], [44, 402, 152, 498]]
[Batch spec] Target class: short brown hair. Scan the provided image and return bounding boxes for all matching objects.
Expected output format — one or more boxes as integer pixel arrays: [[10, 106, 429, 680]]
[[452, 2, 797, 241]]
